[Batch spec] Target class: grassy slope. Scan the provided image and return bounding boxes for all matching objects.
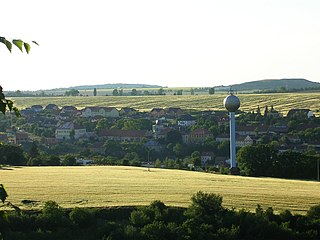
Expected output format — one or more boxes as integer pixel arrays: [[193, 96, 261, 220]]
[[10, 92, 320, 115], [2, 166, 319, 214]]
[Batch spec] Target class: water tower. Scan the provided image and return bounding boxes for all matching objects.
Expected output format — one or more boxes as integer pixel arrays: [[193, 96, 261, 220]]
[[223, 93, 240, 172]]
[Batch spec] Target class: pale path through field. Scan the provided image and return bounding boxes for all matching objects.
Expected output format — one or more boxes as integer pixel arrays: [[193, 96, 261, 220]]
[[1, 166, 319, 214]]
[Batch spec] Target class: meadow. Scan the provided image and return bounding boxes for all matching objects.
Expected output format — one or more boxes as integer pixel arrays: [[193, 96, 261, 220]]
[[10, 92, 320, 115], [2, 166, 320, 214]]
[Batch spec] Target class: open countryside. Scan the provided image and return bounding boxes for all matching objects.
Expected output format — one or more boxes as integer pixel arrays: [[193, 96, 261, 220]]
[[11, 92, 320, 115], [2, 166, 320, 214]]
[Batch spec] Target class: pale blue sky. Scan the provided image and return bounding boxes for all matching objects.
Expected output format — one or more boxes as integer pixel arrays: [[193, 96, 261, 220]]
[[1, 0, 320, 91]]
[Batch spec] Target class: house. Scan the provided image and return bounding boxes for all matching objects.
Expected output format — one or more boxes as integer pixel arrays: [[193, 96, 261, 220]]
[[81, 107, 119, 118], [152, 119, 167, 138], [30, 105, 43, 113], [61, 106, 77, 113], [120, 107, 138, 116], [177, 114, 196, 127], [45, 104, 60, 111], [236, 135, 254, 147], [98, 129, 150, 142], [150, 108, 166, 118], [268, 125, 289, 135], [14, 131, 29, 144], [201, 152, 214, 167], [55, 122, 86, 140], [144, 140, 162, 152], [213, 112, 229, 127], [189, 128, 213, 143], [216, 134, 253, 147], [164, 107, 183, 118], [236, 125, 269, 136], [287, 109, 314, 119], [216, 134, 229, 143]]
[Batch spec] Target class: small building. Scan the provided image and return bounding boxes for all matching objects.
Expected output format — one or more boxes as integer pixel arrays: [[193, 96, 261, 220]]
[[120, 107, 138, 116], [30, 105, 43, 113], [55, 122, 86, 140], [81, 107, 119, 118], [150, 108, 166, 118], [45, 104, 60, 111], [177, 114, 196, 127], [164, 107, 183, 118], [14, 131, 29, 144], [98, 129, 150, 142], [189, 128, 213, 143], [236, 135, 254, 147]]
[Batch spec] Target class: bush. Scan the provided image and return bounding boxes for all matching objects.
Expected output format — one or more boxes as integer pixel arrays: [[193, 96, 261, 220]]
[[69, 207, 95, 227]]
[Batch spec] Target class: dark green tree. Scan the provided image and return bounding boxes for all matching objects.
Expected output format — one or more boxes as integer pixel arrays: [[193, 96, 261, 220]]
[[93, 88, 97, 96]]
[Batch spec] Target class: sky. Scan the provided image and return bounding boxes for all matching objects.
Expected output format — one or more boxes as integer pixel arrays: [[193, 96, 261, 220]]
[[1, 0, 320, 91]]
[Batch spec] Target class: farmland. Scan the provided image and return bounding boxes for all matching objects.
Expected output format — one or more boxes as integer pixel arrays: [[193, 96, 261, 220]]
[[2, 166, 320, 214], [10, 92, 320, 115]]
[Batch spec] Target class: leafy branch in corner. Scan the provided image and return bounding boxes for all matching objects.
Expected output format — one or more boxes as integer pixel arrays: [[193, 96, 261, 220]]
[[0, 36, 39, 54]]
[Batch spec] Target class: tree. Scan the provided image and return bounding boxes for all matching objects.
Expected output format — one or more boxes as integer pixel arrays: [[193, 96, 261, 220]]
[[29, 141, 40, 158], [191, 151, 201, 167], [190, 88, 195, 95], [1, 35, 38, 204], [209, 87, 215, 94], [176, 89, 183, 95], [131, 89, 138, 96], [61, 154, 77, 166], [237, 144, 276, 176], [158, 88, 164, 95], [93, 88, 97, 96], [112, 89, 119, 96], [65, 89, 79, 96]]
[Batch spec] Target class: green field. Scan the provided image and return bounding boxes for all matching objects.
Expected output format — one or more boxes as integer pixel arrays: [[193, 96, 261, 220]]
[[1, 166, 320, 214], [10, 92, 320, 115]]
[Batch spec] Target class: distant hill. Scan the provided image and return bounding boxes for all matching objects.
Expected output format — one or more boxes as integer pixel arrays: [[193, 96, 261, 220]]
[[217, 79, 320, 92], [58, 83, 163, 90]]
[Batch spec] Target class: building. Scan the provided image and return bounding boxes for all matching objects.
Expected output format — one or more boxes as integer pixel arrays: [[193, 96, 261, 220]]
[[14, 131, 29, 144], [81, 107, 119, 118], [55, 122, 86, 140], [150, 108, 166, 118], [177, 114, 196, 127], [189, 128, 213, 143], [120, 107, 138, 116], [98, 129, 150, 142]]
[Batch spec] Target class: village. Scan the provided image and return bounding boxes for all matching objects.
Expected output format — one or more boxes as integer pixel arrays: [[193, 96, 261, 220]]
[[0, 103, 319, 169]]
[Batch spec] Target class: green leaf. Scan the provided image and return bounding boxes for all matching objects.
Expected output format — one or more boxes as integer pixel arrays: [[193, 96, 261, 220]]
[[0, 37, 12, 52], [32, 41, 39, 46], [0, 184, 8, 203], [0, 100, 6, 114], [24, 42, 31, 54], [13, 107, 21, 117], [6, 100, 13, 111], [13, 39, 24, 52]]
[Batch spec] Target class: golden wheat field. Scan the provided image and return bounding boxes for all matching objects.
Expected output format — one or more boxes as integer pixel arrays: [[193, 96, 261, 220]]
[[10, 92, 320, 115], [1, 166, 320, 214]]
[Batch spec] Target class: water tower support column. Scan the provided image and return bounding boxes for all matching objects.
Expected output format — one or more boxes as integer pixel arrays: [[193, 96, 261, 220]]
[[229, 111, 236, 168]]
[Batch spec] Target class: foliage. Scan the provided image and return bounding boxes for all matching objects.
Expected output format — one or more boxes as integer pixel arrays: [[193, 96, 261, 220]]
[[65, 89, 80, 96], [0, 144, 26, 165], [0, 86, 20, 116], [0, 184, 8, 203], [237, 144, 318, 179]]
